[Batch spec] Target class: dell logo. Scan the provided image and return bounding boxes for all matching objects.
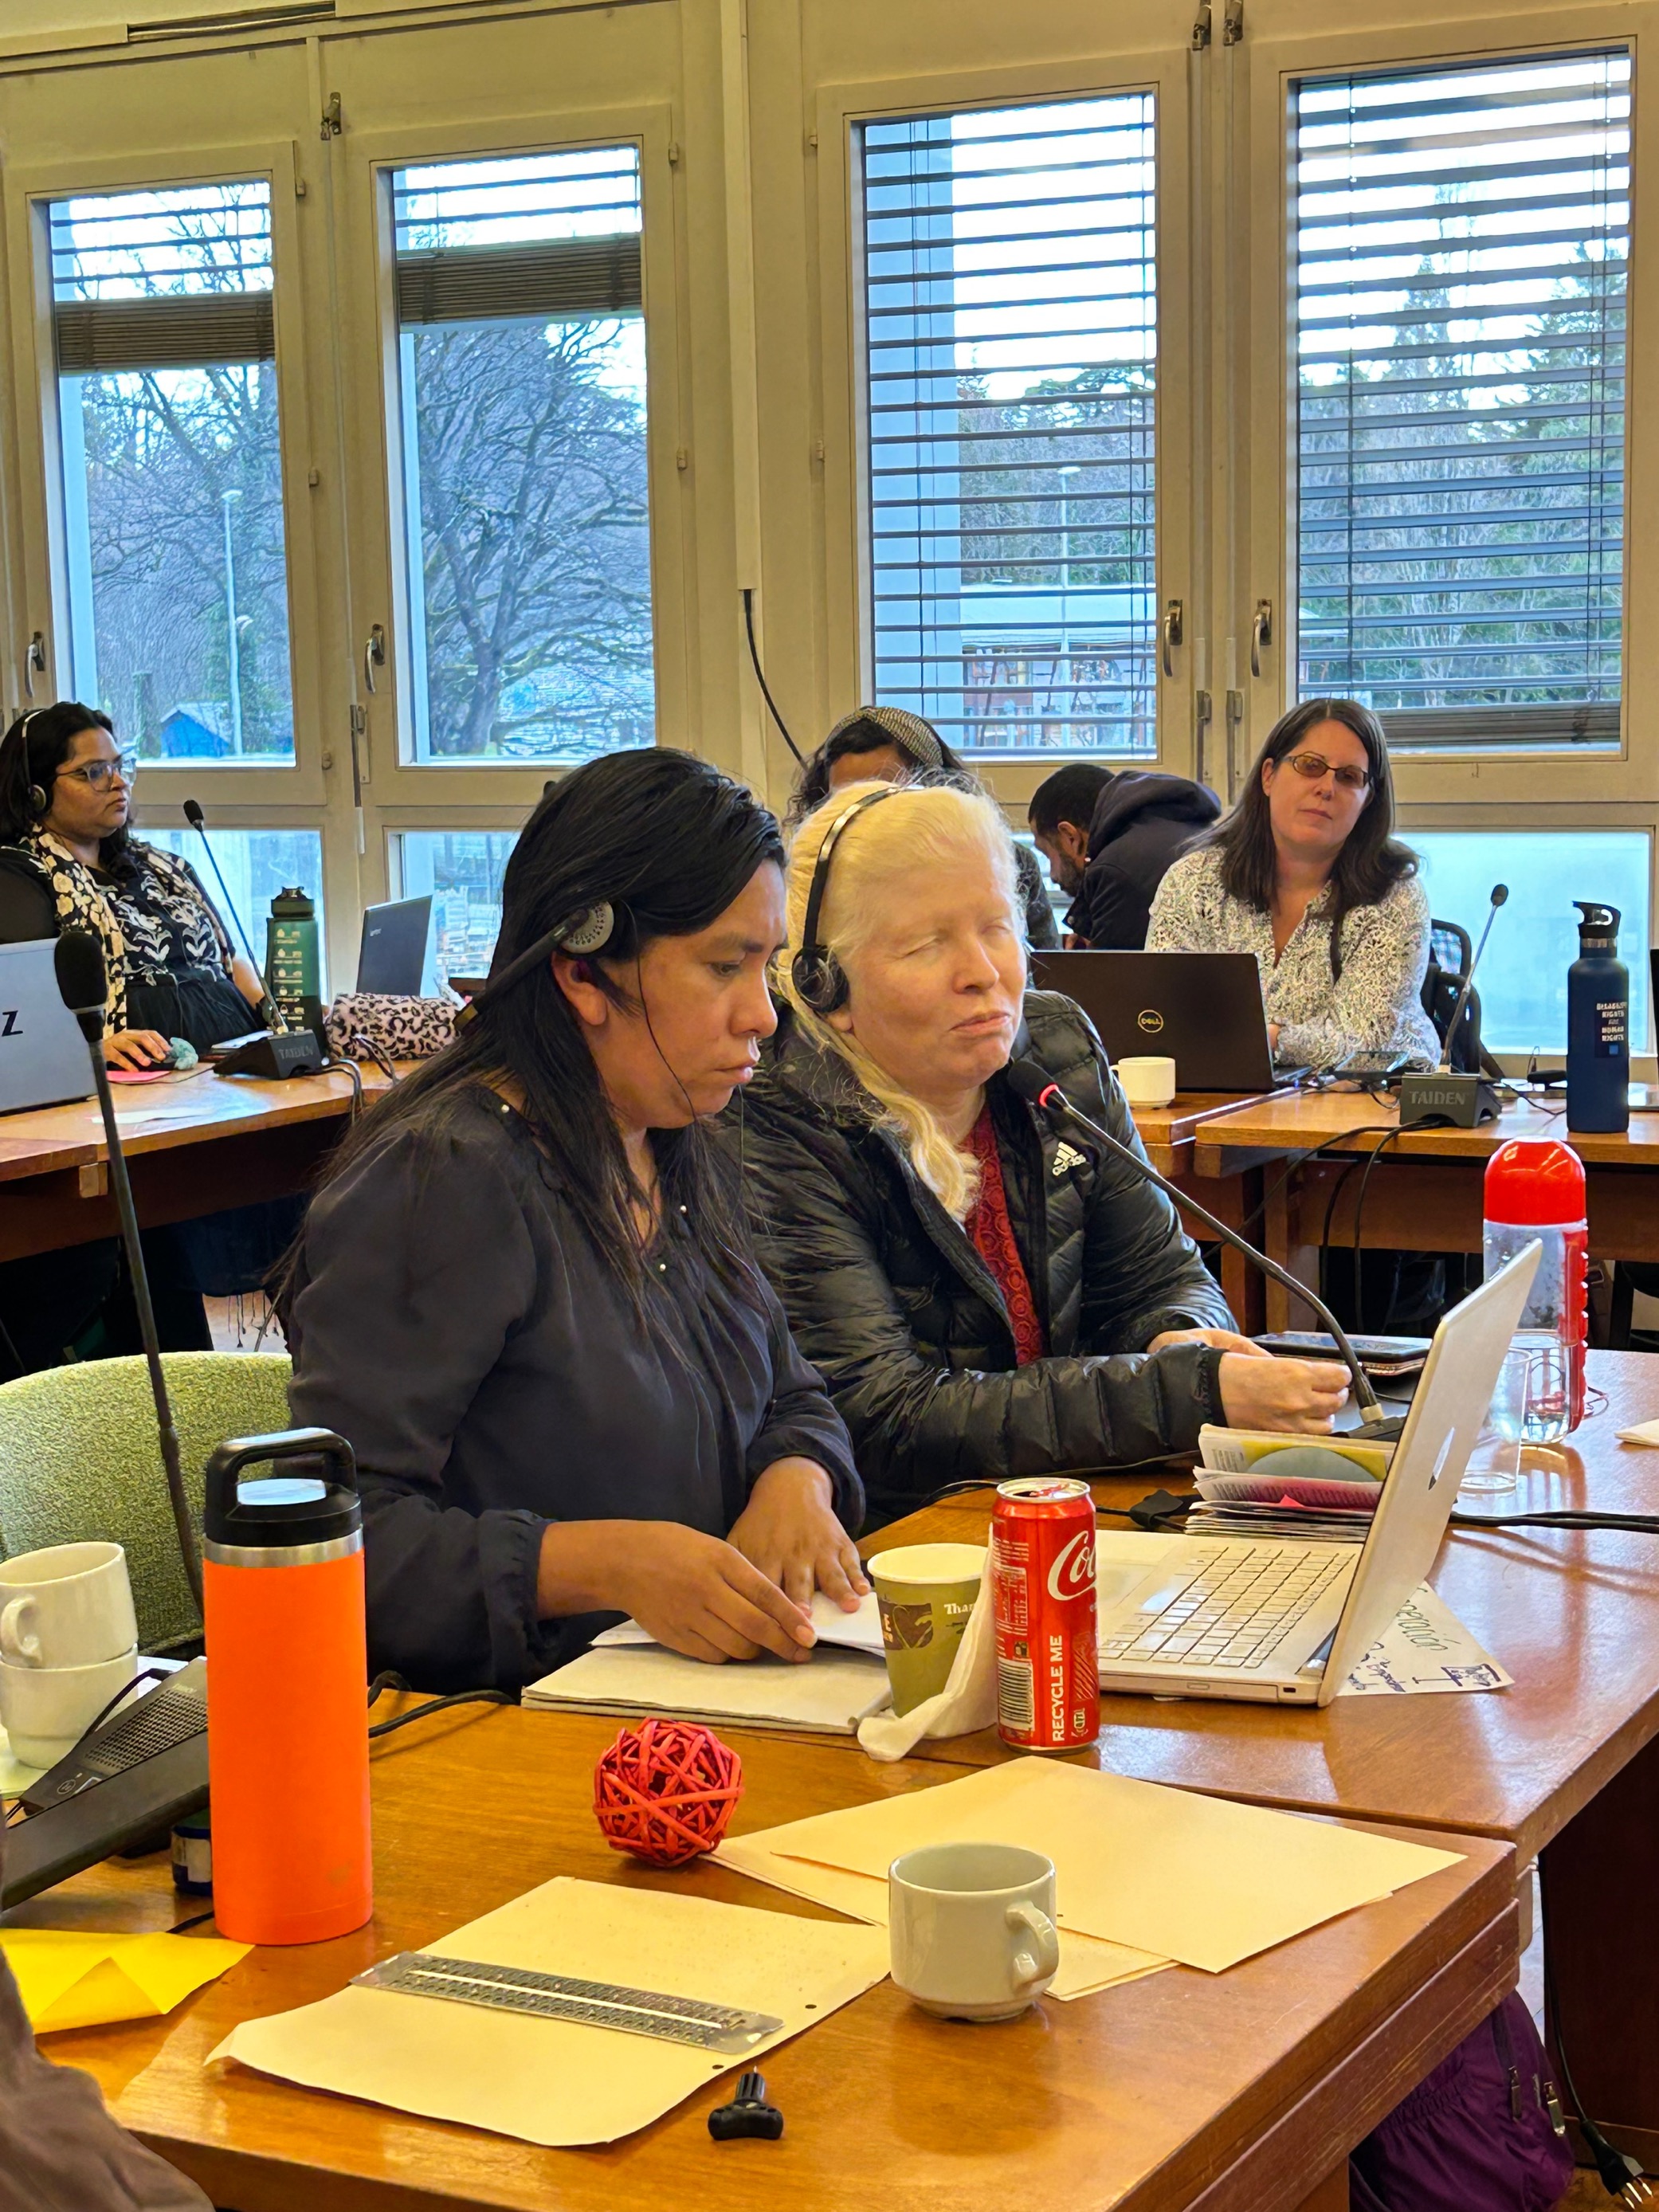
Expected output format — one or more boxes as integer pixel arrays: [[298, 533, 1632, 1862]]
[[1136, 1008, 1165, 1034], [0, 1010, 18, 1037]]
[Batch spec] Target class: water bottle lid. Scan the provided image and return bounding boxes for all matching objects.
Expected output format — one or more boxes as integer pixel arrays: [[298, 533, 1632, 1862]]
[[203, 1428, 360, 1551], [1574, 900, 1621, 948], [1484, 1138, 1586, 1224]]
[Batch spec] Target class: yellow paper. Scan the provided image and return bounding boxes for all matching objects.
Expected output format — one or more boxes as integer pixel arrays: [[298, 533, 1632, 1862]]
[[750, 1757, 1461, 1974], [715, 1832, 1170, 1999], [210, 1877, 889, 2147], [1, 1928, 249, 2032]]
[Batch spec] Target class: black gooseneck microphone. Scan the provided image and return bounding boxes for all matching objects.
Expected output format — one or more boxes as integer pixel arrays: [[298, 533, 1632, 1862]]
[[54, 931, 205, 1614], [181, 798, 288, 1033], [1006, 1057, 1401, 1441], [1436, 881, 1508, 1076]]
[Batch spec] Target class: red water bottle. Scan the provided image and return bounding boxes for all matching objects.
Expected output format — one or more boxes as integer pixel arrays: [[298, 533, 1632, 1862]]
[[1482, 1140, 1587, 1437], [202, 1430, 372, 1944]]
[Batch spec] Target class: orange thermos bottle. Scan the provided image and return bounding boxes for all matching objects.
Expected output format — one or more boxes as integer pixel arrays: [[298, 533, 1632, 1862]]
[[202, 1429, 372, 1945]]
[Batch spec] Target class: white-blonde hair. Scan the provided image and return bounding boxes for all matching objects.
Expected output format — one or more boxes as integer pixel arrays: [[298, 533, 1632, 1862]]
[[779, 778, 1026, 1219]]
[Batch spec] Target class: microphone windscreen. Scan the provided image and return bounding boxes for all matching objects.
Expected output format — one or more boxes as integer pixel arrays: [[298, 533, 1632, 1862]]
[[182, 798, 205, 826], [54, 928, 108, 1016], [1006, 1057, 1055, 1104], [1490, 883, 1509, 907]]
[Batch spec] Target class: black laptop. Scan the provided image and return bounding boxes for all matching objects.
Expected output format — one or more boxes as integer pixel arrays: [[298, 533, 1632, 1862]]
[[355, 896, 432, 997], [1029, 950, 1302, 1092]]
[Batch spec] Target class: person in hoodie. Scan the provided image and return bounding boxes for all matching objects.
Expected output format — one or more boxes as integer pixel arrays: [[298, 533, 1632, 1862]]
[[1028, 762, 1219, 947]]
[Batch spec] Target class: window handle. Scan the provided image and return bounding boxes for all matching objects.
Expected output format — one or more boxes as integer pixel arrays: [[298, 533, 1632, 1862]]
[[22, 632, 45, 699], [1250, 598, 1273, 680], [1161, 598, 1184, 679], [363, 622, 386, 696]]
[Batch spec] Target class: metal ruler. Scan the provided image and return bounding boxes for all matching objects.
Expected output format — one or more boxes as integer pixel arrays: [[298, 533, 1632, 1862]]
[[351, 1952, 782, 2053]]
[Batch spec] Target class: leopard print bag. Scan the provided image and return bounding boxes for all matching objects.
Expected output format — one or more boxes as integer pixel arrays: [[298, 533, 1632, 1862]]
[[324, 992, 456, 1064]]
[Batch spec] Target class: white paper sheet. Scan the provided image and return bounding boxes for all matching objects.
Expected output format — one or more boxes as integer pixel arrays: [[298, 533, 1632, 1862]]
[[595, 1587, 886, 1657], [524, 1643, 892, 1732], [1338, 1582, 1511, 1695]]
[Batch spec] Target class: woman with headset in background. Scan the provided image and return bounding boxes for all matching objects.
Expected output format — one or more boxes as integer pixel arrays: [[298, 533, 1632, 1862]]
[[284, 748, 865, 1695], [0, 704, 269, 1065], [789, 704, 1061, 951], [725, 779, 1347, 1528]]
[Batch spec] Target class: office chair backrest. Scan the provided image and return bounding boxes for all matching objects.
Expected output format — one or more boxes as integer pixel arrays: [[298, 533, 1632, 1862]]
[[1422, 916, 1487, 1073], [0, 1353, 292, 1651]]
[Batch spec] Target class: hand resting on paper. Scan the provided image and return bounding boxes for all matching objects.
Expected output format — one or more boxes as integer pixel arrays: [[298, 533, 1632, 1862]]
[[535, 1519, 819, 1665], [727, 1457, 870, 1618], [1218, 1351, 1349, 1434]]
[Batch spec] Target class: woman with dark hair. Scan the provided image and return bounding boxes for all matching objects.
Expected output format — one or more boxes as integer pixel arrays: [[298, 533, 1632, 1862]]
[[1147, 698, 1438, 1071], [790, 705, 1061, 950], [285, 748, 865, 1694], [0, 704, 267, 1065]]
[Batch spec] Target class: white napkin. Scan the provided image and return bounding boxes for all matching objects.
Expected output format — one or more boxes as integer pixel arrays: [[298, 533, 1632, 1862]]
[[856, 1566, 997, 1761], [1616, 1418, 1659, 1447]]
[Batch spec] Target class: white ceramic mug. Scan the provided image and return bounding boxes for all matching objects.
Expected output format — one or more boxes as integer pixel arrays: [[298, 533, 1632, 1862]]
[[0, 1542, 137, 1671], [888, 1841, 1060, 2021], [0, 1644, 137, 1769], [1115, 1055, 1178, 1109]]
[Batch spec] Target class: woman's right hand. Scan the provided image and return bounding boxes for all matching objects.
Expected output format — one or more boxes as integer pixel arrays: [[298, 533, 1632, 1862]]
[[104, 1029, 172, 1072], [537, 1520, 818, 1665], [1218, 1352, 1349, 1434]]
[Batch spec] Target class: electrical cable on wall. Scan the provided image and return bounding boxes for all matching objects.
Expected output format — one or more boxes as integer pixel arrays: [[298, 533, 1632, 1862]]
[[742, 588, 804, 764]]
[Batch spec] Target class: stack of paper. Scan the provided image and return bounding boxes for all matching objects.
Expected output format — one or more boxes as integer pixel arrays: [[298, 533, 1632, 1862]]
[[1190, 1424, 1390, 1541], [524, 1641, 891, 1734], [719, 1757, 1461, 1976], [210, 1877, 888, 2146]]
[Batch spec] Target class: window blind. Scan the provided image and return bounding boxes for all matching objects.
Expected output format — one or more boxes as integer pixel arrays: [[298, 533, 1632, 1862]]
[[1294, 50, 1630, 751], [392, 149, 641, 326], [861, 95, 1158, 756], [51, 182, 274, 373]]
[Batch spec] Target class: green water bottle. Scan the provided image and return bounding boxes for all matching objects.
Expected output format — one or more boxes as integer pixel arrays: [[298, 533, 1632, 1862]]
[[266, 888, 322, 1034]]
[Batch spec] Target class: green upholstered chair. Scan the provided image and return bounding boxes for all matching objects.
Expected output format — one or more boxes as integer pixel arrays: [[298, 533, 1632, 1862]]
[[0, 1353, 292, 1653]]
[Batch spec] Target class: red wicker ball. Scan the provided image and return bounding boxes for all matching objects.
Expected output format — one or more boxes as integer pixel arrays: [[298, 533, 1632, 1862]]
[[593, 1720, 744, 1867]]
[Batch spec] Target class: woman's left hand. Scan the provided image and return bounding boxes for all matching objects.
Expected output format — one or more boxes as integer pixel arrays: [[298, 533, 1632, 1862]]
[[1147, 1327, 1273, 1359], [728, 1458, 869, 1615]]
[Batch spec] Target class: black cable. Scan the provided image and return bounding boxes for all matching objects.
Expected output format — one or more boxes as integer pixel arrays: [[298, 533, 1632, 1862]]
[[350, 1033, 400, 1084], [318, 1053, 363, 1119], [1541, 1881, 1655, 2200], [1452, 1508, 1659, 1535], [0, 1309, 25, 1382], [1348, 1126, 1408, 1334], [1239, 1121, 1398, 1237], [368, 1688, 510, 1738], [741, 588, 805, 764]]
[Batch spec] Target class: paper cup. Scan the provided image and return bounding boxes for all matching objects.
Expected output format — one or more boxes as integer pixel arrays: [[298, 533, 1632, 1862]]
[[1115, 1056, 1178, 1108], [865, 1543, 986, 1716]]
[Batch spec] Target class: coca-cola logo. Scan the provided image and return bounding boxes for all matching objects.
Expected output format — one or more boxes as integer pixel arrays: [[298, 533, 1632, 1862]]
[[1046, 1529, 1095, 1602]]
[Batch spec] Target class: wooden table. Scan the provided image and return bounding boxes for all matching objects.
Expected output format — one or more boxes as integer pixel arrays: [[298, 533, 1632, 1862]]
[[0, 1066, 382, 1262], [869, 1347, 1659, 2163], [1182, 1087, 1659, 1330], [6, 1702, 1514, 2212]]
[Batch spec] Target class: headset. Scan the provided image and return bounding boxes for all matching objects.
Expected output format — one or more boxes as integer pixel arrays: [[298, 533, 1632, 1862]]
[[455, 898, 620, 1027], [790, 783, 902, 1016], [6, 707, 51, 818]]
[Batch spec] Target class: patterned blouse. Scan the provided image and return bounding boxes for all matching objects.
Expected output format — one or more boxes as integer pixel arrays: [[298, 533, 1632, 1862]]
[[1146, 846, 1440, 1072], [3, 830, 233, 1030]]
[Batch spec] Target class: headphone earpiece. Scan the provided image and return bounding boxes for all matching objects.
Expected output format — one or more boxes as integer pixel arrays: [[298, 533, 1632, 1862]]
[[27, 784, 48, 819], [558, 902, 614, 956], [790, 946, 849, 1017]]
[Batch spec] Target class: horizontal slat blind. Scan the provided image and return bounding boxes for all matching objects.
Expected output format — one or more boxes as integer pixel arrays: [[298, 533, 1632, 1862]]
[[861, 95, 1158, 756], [392, 149, 642, 326], [50, 182, 274, 372], [1294, 51, 1630, 751]]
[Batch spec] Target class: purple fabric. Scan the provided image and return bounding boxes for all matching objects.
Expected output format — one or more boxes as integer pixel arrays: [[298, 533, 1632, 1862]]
[[1350, 1992, 1575, 2212]]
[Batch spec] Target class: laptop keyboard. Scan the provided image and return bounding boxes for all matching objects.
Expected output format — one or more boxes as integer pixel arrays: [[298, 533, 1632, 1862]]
[[1100, 1544, 1351, 1671]]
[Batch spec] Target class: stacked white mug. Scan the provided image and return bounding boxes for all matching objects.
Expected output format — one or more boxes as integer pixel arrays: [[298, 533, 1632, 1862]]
[[0, 1542, 138, 1771]]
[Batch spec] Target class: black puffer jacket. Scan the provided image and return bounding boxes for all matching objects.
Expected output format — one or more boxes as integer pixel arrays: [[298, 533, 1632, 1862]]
[[726, 994, 1234, 1527]]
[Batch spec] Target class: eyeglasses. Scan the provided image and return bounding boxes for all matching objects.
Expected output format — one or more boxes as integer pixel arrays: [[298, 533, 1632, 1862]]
[[1283, 750, 1370, 793], [57, 754, 136, 790]]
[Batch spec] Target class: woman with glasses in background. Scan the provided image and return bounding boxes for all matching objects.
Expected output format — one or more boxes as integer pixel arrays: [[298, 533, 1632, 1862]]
[[1147, 697, 1439, 1073], [0, 704, 269, 1068]]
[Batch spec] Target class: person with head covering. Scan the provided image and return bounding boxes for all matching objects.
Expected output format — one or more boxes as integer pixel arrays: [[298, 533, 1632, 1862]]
[[790, 705, 1060, 950], [1027, 759, 1219, 948], [724, 779, 1347, 1525], [1147, 699, 1439, 1073], [285, 748, 864, 1692]]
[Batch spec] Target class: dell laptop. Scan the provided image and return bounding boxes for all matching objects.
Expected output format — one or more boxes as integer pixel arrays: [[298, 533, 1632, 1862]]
[[1030, 948, 1296, 1092], [355, 896, 432, 997], [0, 939, 97, 1114], [1092, 1241, 1541, 1705]]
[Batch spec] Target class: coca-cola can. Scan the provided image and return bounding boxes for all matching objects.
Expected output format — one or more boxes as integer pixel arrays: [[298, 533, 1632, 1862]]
[[992, 1477, 1099, 1751]]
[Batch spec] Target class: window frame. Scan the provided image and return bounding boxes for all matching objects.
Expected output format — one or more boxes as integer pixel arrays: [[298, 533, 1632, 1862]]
[[814, 44, 1200, 814], [1241, 7, 1658, 816], [1, 136, 327, 810]]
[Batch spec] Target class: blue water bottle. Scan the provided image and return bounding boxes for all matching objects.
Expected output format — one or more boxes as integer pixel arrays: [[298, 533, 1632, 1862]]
[[1567, 901, 1629, 1134]]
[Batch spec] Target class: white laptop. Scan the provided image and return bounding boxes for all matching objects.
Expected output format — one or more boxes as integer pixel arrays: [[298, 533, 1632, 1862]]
[[0, 939, 98, 1114], [1095, 1241, 1543, 1707]]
